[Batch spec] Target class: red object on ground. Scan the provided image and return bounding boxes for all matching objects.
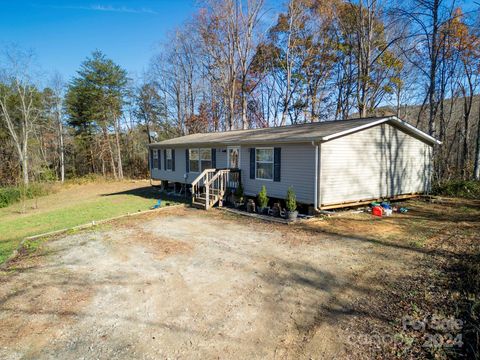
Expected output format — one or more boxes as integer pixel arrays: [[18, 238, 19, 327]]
[[372, 206, 383, 217]]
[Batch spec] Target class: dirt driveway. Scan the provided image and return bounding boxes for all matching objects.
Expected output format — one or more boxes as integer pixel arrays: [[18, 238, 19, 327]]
[[0, 207, 424, 359]]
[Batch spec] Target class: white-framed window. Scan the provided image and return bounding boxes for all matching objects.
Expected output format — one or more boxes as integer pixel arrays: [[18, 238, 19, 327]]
[[189, 149, 200, 173], [189, 148, 211, 172], [200, 148, 212, 171], [151, 149, 158, 169], [255, 148, 274, 180], [166, 149, 173, 171]]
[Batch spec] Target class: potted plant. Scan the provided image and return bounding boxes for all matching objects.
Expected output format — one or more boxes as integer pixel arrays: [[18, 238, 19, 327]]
[[257, 185, 269, 214], [285, 186, 298, 220], [233, 183, 244, 208]]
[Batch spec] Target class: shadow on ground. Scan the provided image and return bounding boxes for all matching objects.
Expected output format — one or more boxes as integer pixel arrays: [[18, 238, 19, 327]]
[[102, 185, 189, 203]]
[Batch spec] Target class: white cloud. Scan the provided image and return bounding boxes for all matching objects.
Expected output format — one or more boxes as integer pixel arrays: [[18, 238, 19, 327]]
[[88, 5, 157, 14], [44, 4, 158, 15]]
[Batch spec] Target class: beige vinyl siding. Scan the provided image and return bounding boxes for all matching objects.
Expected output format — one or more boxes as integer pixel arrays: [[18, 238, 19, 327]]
[[320, 123, 432, 205], [240, 143, 316, 204]]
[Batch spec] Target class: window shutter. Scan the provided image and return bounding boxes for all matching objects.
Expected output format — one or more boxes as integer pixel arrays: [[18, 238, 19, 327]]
[[274, 147, 281, 182], [185, 149, 189, 173], [211, 148, 216, 168], [171, 149, 175, 171], [157, 149, 161, 169], [150, 149, 154, 170], [164, 149, 167, 170], [250, 148, 255, 179]]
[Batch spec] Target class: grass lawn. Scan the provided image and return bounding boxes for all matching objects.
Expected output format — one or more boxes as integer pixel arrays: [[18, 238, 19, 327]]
[[0, 180, 180, 263]]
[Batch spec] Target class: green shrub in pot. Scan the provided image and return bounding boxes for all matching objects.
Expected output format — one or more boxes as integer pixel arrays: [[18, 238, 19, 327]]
[[257, 185, 269, 213], [285, 186, 298, 220]]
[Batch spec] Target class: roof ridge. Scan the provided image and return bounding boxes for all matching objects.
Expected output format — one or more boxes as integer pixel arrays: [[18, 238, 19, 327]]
[[180, 116, 389, 137]]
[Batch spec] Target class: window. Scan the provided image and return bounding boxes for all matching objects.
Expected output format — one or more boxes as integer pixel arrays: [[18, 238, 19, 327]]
[[189, 149, 199, 172], [256, 148, 273, 180], [200, 148, 212, 171], [151, 149, 158, 169], [188, 148, 211, 172], [166, 149, 173, 171]]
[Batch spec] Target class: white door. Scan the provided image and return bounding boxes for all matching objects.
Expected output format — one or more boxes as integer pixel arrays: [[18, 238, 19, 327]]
[[227, 147, 240, 189]]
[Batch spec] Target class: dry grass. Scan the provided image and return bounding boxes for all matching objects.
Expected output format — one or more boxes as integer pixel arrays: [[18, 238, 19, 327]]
[[294, 197, 480, 359], [0, 180, 180, 263]]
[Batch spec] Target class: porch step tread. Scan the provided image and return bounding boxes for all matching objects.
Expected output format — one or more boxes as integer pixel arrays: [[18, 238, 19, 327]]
[[192, 201, 206, 209], [197, 194, 219, 201]]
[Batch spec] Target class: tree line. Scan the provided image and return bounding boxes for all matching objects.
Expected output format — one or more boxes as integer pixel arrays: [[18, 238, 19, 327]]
[[1, 0, 479, 187]]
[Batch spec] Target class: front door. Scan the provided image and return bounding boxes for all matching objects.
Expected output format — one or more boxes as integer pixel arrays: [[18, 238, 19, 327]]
[[227, 147, 240, 190], [227, 146, 240, 169]]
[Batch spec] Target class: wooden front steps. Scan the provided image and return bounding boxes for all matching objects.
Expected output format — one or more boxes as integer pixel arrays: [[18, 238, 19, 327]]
[[190, 168, 241, 210], [192, 193, 219, 209]]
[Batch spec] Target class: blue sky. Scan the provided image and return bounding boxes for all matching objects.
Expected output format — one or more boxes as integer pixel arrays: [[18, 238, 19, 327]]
[[0, 1, 197, 81]]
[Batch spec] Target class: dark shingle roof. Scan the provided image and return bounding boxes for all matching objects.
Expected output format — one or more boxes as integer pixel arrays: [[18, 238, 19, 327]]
[[150, 116, 440, 147]]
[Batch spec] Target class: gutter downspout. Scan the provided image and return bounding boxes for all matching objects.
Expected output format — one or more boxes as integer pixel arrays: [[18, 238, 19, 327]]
[[313, 142, 319, 210]]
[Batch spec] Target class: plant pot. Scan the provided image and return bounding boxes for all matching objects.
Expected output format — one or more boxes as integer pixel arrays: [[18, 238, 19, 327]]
[[258, 206, 267, 214], [233, 196, 244, 208], [286, 210, 298, 221], [246, 199, 256, 213], [234, 201, 243, 208]]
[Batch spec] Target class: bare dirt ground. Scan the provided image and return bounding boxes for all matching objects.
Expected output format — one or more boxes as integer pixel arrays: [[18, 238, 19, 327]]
[[0, 201, 477, 359]]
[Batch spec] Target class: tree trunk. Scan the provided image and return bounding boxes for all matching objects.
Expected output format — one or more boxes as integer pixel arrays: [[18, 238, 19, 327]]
[[280, 1, 295, 127], [58, 113, 65, 182], [428, 0, 439, 137], [228, 85, 235, 130], [241, 90, 248, 129], [114, 117, 124, 180], [474, 100, 480, 180], [21, 126, 29, 186], [461, 94, 472, 179], [103, 127, 117, 179], [21, 155, 29, 186]]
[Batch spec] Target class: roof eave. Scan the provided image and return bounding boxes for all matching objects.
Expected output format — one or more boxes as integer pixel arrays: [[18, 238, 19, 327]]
[[149, 138, 322, 147], [320, 118, 389, 142], [321, 116, 442, 145], [390, 116, 442, 145]]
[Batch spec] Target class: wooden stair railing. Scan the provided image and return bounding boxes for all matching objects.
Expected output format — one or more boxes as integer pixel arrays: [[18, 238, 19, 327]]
[[191, 168, 216, 204], [191, 168, 241, 210], [204, 169, 230, 210]]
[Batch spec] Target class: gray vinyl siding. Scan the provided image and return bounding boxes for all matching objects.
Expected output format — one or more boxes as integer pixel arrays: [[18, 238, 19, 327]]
[[240, 143, 316, 204], [320, 123, 432, 206], [150, 146, 187, 183], [216, 147, 228, 168], [151, 146, 227, 183]]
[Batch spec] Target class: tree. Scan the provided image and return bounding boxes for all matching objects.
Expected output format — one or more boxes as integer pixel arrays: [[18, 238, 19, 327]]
[[43, 73, 66, 182], [445, 9, 480, 178], [0, 47, 41, 186], [198, 0, 240, 130], [185, 102, 211, 134], [336, 0, 404, 117], [235, 0, 264, 129], [267, 0, 309, 126], [398, 0, 457, 137], [134, 82, 168, 143], [65, 50, 128, 179]]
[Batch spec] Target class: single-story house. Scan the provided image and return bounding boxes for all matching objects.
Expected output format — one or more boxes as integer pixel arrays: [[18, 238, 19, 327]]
[[148, 116, 440, 210]]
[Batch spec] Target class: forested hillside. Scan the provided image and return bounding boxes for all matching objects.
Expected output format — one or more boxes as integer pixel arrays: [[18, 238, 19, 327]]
[[1, 0, 479, 186]]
